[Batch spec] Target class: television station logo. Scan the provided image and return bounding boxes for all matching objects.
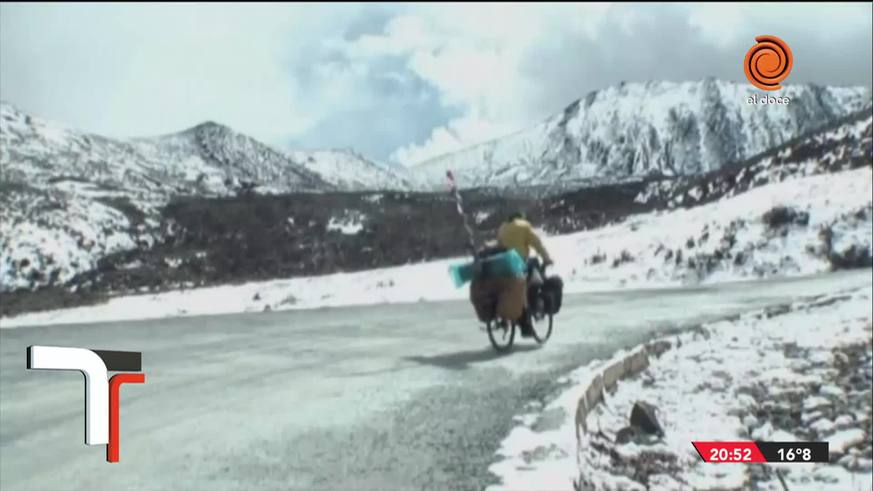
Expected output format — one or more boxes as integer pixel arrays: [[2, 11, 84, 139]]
[[744, 35, 793, 91], [26, 346, 145, 463]]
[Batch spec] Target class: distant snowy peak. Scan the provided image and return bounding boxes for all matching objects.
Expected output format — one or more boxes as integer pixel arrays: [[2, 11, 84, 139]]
[[409, 80, 871, 189], [1, 101, 408, 194], [1, 101, 149, 191], [633, 105, 873, 210], [1, 101, 335, 196], [287, 149, 414, 191], [133, 121, 331, 194]]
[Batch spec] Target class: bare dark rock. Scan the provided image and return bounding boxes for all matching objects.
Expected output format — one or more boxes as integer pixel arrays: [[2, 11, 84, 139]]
[[615, 426, 639, 444], [763, 206, 811, 230], [630, 401, 665, 436], [829, 244, 873, 270]]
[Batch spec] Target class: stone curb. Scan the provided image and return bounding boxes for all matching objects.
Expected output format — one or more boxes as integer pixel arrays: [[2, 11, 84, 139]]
[[574, 340, 672, 441]]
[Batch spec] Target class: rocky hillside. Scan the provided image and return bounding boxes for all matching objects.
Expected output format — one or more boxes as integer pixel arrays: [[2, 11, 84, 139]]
[[409, 79, 870, 189]]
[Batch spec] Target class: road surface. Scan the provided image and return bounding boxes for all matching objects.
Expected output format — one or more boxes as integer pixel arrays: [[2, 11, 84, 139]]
[[1, 270, 871, 491]]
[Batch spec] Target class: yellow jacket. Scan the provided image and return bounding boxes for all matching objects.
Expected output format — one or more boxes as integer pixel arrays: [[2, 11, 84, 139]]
[[497, 219, 551, 262]]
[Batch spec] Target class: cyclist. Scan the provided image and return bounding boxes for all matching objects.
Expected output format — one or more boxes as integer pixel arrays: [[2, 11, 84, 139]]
[[496, 211, 553, 334]]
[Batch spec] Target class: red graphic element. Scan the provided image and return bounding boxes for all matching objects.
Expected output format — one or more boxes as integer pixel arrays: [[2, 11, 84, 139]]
[[108, 373, 146, 463], [744, 35, 793, 91], [692, 441, 767, 463]]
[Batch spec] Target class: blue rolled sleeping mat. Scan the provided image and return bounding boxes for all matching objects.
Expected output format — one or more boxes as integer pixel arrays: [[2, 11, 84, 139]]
[[449, 248, 526, 288]]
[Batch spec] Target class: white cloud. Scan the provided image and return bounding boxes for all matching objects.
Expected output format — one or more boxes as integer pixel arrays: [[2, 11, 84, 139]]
[[0, 3, 369, 144], [391, 111, 520, 166]]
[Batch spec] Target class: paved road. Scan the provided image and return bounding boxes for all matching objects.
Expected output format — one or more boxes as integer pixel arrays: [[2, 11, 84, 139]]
[[1, 270, 871, 491]]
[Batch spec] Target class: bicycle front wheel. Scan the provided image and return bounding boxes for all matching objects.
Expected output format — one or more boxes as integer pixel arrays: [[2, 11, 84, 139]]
[[529, 311, 553, 344]]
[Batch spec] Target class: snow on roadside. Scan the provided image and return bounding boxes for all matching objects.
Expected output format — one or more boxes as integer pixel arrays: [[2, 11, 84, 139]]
[[486, 346, 649, 491], [487, 287, 873, 491], [1, 168, 870, 328], [0, 258, 472, 327], [577, 288, 873, 491]]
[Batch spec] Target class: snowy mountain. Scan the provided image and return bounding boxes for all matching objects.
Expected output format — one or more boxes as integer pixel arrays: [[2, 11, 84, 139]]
[[131, 122, 330, 195], [286, 149, 414, 191], [0, 101, 418, 293], [633, 106, 873, 209], [0, 102, 335, 292], [408, 79, 871, 189], [2, 79, 870, 297], [0, 103, 331, 198]]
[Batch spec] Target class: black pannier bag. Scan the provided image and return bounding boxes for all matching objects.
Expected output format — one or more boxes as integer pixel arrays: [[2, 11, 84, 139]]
[[542, 276, 564, 314]]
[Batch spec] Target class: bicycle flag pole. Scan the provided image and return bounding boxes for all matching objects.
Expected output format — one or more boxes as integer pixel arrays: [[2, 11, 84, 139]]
[[446, 170, 478, 257], [446, 170, 483, 287]]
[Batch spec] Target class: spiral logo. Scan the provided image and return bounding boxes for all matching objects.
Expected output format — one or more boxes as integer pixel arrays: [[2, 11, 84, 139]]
[[744, 35, 793, 91]]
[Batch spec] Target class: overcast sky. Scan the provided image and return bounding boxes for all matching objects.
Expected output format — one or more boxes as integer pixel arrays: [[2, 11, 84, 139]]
[[1, 2, 871, 165]]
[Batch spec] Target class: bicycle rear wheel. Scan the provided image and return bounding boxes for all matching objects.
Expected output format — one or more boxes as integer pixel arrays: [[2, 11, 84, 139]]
[[486, 319, 515, 352]]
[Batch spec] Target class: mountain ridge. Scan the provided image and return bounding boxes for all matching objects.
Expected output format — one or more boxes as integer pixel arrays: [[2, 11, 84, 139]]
[[2, 105, 869, 310], [2, 81, 870, 296], [407, 79, 871, 189]]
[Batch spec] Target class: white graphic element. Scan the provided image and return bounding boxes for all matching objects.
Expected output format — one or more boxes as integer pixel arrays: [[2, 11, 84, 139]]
[[27, 346, 109, 445]]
